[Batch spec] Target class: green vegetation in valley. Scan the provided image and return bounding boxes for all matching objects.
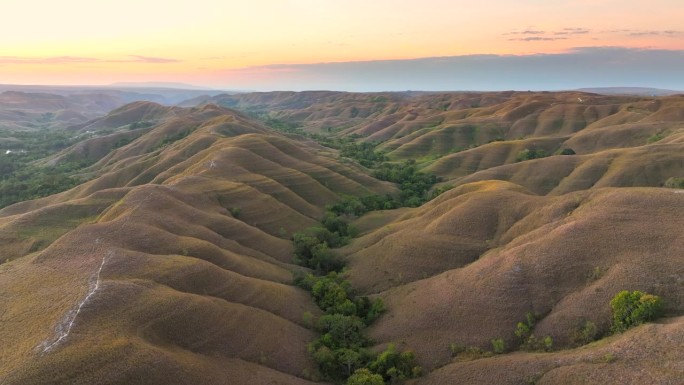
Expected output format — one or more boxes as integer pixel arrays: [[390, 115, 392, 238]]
[[259, 115, 447, 209], [339, 141, 388, 168], [292, 192, 421, 383], [325, 160, 444, 217], [373, 160, 440, 207], [511, 312, 553, 352]]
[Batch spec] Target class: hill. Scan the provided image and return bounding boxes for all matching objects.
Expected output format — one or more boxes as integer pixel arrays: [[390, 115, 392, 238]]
[[0, 101, 398, 384], [0, 91, 125, 131], [0, 91, 683, 384]]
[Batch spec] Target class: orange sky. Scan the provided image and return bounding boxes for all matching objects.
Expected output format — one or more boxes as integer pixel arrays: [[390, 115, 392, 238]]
[[1, 0, 683, 87]]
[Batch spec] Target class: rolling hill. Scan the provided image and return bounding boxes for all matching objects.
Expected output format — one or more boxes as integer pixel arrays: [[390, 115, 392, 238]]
[[1, 91, 683, 384]]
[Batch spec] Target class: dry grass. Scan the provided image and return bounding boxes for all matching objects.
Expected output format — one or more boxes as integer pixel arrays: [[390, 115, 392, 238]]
[[411, 317, 684, 385], [2, 92, 683, 384], [356, 185, 683, 371]]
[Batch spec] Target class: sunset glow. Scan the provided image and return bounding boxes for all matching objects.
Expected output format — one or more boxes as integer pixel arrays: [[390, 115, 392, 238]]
[[2, 0, 683, 89]]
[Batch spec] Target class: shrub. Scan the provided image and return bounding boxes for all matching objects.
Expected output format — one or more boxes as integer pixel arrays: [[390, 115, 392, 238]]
[[610, 290, 663, 333], [572, 320, 598, 346], [229, 207, 241, 218], [491, 338, 506, 354], [556, 148, 576, 155], [602, 352, 616, 363], [516, 148, 548, 162], [520, 335, 553, 352], [647, 132, 664, 143], [664, 177, 684, 189], [450, 345, 494, 361], [449, 343, 465, 357]]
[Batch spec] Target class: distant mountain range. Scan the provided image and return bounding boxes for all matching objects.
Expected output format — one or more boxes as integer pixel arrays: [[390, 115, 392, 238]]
[[108, 82, 217, 90], [577, 87, 683, 96], [0, 83, 236, 105]]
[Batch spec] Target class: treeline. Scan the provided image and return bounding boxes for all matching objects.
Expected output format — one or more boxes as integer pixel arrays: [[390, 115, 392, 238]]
[[0, 158, 91, 208], [0, 131, 94, 208]]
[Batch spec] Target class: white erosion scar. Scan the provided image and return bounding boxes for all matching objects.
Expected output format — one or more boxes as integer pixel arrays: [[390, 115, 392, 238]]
[[38, 250, 110, 354]]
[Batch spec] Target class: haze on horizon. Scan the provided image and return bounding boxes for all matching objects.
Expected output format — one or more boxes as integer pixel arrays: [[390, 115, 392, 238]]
[[1, 0, 683, 91]]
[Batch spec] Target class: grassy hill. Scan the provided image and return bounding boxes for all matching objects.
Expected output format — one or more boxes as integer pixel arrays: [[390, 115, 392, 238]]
[[1, 91, 683, 384]]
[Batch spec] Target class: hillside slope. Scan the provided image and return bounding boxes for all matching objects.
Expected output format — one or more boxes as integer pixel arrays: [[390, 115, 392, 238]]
[[1, 92, 683, 385], [0, 103, 394, 384]]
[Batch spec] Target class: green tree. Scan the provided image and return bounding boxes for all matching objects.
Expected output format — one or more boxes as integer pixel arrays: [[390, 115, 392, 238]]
[[369, 344, 420, 382], [610, 290, 663, 333], [514, 322, 531, 342], [347, 368, 384, 385]]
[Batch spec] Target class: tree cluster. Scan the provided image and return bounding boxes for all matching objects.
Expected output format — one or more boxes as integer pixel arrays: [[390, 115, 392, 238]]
[[373, 160, 440, 207], [0, 130, 94, 208], [610, 290, 663, 333], [339, 141, 387, 168]]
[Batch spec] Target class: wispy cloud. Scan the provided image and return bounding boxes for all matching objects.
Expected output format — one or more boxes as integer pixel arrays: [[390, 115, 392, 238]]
[[555, 28, 591, 35], [0, 56, 101, 64], [509, 37, 568, 42], [505, 27, 591, 42], [628, 30, 683, 37], [0, 55, 181, 65], [505, 30, 546, 36], [604, 29, 684, 37], [128, 55, 180, 63]]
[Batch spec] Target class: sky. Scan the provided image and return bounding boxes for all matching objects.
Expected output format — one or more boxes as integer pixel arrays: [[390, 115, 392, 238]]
[[1, 0, 683, 91]]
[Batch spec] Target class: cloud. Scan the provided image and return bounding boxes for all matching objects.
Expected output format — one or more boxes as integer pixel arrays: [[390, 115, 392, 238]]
[[0, 56, 102, 64], [555, 28, 591, 35], [509, 37, 568, 42], [604, 29, 684, 37], [128, 55, 180, 63], [505, 30, 546, 35], [505, 27, 591, 41], [216, 47, 684, 92], [0, 55, 181, 65], [628, 30, 683, 37]]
